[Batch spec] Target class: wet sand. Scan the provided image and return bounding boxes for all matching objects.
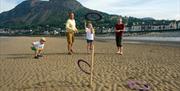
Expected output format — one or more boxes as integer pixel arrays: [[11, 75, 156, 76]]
[[0, 37, 180, 91]]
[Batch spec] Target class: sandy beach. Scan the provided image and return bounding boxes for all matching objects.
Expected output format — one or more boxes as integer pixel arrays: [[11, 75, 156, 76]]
[[0, 37, 180, 91]]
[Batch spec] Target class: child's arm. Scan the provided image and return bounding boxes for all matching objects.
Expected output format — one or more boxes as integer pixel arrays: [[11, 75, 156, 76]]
[[84, 21, 87, 29], [90, 25, 94, 33], [74, 27, 78, 33], [121, 25, 126, 32], [91, 28, 95, 34], [115, 27, 118, 32], [37, 46, 44, 51], [94, 29, 95, 38], [37, 48, 44, 51], [84, 21, 88, 32], [32, 42, 35, 45], [37, 44, 44, 51]]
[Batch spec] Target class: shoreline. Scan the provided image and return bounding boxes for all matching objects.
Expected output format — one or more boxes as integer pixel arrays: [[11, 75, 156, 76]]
[[1, 36, 180, 47], [95, 36, 180, 47]]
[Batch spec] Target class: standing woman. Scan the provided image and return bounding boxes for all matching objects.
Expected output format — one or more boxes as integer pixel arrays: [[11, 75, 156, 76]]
[[115, 17, 125, 55], [66, 12, 78, 55]]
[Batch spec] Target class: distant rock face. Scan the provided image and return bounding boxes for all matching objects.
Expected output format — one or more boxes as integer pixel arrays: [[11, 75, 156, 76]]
[[0, 0, 110, 29], [49, 0, 82, 10], [49, 0, 63, 2], [0, 0, 86, 26], [142, 17, 155, 20], [29, 0, 40, 6]]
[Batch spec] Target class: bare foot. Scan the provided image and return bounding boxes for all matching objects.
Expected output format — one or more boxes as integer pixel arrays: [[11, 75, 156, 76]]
[[70, 49, 74, 53], [34, 56, 39, 59], [68, 52, 72, 55], [116, 51, 120, 54], [120, 52, 123, 55]]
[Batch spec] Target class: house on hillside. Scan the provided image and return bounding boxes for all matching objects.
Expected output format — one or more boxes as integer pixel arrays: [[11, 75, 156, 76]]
[[130, 21, 179, 31], [169, 22, 177, 29], [177, 21, 180, 29], [131, 25, 141, 31]]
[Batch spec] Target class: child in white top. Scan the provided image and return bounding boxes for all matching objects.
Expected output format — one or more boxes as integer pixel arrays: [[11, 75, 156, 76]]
[[31, 37, 46, 59], [85, 22, 95, 53]]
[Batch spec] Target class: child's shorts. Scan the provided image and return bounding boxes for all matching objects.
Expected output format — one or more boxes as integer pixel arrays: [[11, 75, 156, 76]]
[[87, 40, 93, 43], [31, 47, 37, 51]]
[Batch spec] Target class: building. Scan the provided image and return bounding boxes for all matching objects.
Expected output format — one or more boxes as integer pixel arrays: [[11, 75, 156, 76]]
[[177, 21, 180, 29], [130, 21, 179, 31], [131, 25, 141, 31]]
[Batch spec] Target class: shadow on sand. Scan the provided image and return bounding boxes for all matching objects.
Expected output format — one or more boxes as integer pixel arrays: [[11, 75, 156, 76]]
[[14, 80, 90, 90], [3, 52, 116, 60]]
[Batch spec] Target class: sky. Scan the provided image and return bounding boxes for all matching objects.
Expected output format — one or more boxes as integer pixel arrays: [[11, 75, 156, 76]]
[[0, 0, 179, 20]]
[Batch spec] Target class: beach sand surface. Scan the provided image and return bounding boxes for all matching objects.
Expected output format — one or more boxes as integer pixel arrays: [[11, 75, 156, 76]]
[[0, 37, 180, 91]]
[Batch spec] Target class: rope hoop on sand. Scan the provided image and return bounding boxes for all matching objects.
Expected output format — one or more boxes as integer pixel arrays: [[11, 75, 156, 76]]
[[77, 59, 91, 75]]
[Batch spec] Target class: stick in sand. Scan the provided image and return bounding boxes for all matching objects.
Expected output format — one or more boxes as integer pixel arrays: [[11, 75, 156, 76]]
[[84, 12, 101, 88], [90, 45, 94, 87]]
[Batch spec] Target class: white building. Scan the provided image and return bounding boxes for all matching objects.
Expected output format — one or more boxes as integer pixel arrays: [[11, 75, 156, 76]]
[[131, 25, 141, 31], [177, 21, 180, 29], [130, 21, 179, 31]]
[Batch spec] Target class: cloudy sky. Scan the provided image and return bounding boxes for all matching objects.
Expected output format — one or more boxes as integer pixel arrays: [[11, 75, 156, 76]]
[[0, 0, 179, 20]]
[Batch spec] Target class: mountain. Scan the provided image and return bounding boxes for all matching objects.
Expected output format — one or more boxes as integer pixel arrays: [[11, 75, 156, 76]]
[[0, 0, 172, 30], [0, 0, 117, 29], [142, 17, 155, 21]]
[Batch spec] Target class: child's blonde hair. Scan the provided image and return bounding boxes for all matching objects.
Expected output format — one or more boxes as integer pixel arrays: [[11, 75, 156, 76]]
[[87, 21, 93, 28], [40, 37, 46, 42]]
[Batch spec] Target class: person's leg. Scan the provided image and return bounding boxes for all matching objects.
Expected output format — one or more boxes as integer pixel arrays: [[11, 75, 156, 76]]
[[37, 50, 43, 57], [90, 41, 93, 50], [67, 33, 72, 54], [119, 37, 123, 55], [87, 43, 88, 53], [87, 43, 90, 53], [120, 46, 123, 55], [68, 43, 72, 54], [70, 33, 75, 53], [92, 41, 94, 50], [34, 50, 39, 58], [35, 51, 37, 56], [116, 47, 120, 54], [86, 40, 88, 52], [70, 43, 74, 53], [116, 36, 120, 53], [87, 40, 92, 53]]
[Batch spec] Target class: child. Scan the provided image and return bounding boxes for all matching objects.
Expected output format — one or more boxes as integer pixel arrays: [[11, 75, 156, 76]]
[[85, 22, 95, 53], [31, 37, 46, 59]]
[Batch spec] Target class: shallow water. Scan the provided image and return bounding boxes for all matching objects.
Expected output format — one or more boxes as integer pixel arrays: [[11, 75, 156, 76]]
[[95, 36, 180, 42], [124, 37, 180, 42]]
